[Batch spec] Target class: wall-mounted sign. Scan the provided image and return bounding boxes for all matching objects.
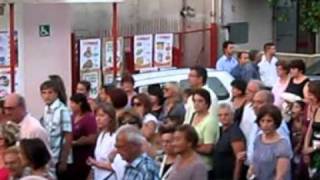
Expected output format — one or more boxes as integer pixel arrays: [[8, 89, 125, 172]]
[[154, 33, 173, 68], [39, 25, 50, 37], [134, 34, 153, 70]]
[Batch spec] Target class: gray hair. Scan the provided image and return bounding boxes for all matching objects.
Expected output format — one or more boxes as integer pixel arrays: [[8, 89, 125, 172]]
[[248, 80, 264, 91], [116, 125, 145, 145], [218, 103, 235, 116]]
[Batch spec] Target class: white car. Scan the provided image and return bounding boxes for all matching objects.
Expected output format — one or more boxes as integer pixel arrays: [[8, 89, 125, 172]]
[[131, 68, 234, 103]]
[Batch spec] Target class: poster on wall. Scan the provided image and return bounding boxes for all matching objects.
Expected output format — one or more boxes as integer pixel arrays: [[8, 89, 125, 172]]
[[104, 38, 124, 76], [0, 31, 18, 67], [80, 39, 101, 70], [134, 34, 153, 70], [81, 70, 100, 98], [154, 33, 173, 68], [0, 68, 18, 98]]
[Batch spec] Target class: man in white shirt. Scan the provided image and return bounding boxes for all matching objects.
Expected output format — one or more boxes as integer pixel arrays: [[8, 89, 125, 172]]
[[258, 42, 278, 89], [4, 93, 49, 146], [184, 66, 218, 124], [240, 80, 264, 142]]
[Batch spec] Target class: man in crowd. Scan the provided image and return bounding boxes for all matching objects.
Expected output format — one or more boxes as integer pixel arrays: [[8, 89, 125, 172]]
[[258, 42, 278, 89], [216, 41, 238, 73], [247, 90, 290, 162], [231, 51, 260, 82], [115, 125, 160, 180], [184, 66, 218, 124], [40, 80, 72, 179], [4, 93, 49, 146]]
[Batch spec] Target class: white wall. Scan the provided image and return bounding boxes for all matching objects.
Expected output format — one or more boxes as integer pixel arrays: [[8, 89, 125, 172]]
[[222, 0, 273, 50], [22, 4, 72, 118]]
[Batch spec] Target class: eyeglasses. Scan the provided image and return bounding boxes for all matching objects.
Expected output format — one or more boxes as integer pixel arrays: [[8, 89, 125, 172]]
[[3, 106, 18, 111], [132, 102, 142, 107]]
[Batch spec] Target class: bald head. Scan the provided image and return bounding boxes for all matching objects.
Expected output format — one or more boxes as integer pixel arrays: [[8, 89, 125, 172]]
[[4, 93, 27, 123], [253, 90, 274, 114], [246, 80, 264, 102]]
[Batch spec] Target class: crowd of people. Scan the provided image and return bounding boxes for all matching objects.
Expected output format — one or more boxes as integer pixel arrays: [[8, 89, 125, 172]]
[[0, 40, 317, 180]]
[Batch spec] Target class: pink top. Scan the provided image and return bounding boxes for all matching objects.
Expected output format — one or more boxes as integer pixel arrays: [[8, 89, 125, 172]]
[[0, 168, 10, 180], [272, 78, 289, 108]]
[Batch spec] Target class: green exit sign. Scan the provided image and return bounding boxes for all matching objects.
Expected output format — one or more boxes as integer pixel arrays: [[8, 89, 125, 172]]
[[39, 25, 50, 37]]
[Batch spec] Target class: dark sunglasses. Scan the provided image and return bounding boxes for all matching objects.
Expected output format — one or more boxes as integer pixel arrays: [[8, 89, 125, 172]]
[[132, 102, 142, 107]]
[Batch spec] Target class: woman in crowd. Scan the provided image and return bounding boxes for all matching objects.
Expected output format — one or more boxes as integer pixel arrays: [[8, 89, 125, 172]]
[[148, 85, 165, 119], [0, 123, 19, 179], [272, 60, 290, 109], [118, 109, 142, 129], [304, 80, 320, 179], [285, 59, 309, 99], [108, 88, 128, 119], [189, 89, 219, 177], [167, 124, 207, 180], [120, 74, 136, 108], [131, 93, 158, 142], [49, 74, 67, 105], [98, 85, 114, 104], [19, 138, 53, 180], [69, 93, 97, 180], [230, 79, 247, 123], [214, 103, 246, 180], [87, 103, 125, 180], [287, 100, 309, 179], [159, 82, 185, 122], [248, 105, 292, 180], [158, 126, 177, 179]]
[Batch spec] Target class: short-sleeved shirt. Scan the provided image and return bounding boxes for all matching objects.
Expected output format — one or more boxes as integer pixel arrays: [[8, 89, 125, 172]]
[[122, 153, 160, 180], [72, 112, 97, 167], [167, 155, 207, 180], [252, 135, 292, 180], [191, 113, 219, 170], [42, 99, 73, 164], [258, 55, 278, 88], [216, 55, 238, 73], [213, 124, 245, 179]]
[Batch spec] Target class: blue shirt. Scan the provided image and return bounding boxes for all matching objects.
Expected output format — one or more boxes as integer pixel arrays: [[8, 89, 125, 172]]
[[123, 153, 160, 180], [41, 99, 73, 165], [216, 55, 238, 73], [230, 62, 260, 82]]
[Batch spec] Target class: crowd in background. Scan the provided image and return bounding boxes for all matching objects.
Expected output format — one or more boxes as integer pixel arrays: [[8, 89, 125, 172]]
[[0, 41, 317, 180]]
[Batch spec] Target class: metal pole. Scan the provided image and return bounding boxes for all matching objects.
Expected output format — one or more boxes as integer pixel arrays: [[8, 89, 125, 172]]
[[112, 3, 118, 81], [9, 3, 15, 92]]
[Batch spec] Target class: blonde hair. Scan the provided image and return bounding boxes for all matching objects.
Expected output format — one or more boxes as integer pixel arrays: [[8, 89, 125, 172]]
[[165, 82, 183, 103]]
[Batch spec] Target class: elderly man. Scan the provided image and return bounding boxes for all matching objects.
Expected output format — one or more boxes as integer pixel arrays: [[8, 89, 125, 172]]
[[4, 93, 49, 146], [247, 90, 290, 163], [115, 125, 160, 180]]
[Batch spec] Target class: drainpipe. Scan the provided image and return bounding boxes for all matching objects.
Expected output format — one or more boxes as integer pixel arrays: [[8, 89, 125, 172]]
[[179, 0, 187, 67], [210, 0, 219, 67]]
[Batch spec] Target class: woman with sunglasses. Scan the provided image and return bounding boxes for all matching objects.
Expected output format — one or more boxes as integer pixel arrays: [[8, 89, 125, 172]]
[[131, 93, 158, 141], [159, 82, 185, 122], [87, 103, 126, 180]]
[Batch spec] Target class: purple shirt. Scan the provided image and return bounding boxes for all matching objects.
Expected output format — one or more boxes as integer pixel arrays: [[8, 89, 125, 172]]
[[72, 112, 97, 162]]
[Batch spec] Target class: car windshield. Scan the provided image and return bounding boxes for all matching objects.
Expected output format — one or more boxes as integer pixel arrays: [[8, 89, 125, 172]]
[[306, 60, 320, 76]]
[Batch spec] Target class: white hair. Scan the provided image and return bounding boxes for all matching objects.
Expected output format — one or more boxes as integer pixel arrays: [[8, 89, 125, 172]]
[[116, 125, 145, 145], [218, 103, 235, 115]]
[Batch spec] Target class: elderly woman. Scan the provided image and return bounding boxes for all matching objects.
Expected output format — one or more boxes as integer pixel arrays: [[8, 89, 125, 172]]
[[159, 82, 185, 122], [248, 105, 292, 180], [214, 103, 246, 180]]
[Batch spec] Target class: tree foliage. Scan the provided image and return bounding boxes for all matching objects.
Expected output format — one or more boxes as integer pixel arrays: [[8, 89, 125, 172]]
[[267, 0, 320, 33]]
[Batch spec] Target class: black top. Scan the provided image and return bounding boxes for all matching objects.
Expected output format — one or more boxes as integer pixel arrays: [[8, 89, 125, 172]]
[[213, 124, 246, 179], [233, 104, 245, 126], [161, 163, 173, 178], [285, 77, 309, 98]]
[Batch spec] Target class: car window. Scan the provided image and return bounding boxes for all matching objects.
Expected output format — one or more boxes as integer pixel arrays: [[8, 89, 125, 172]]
[[180, 77, 230, 101]]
